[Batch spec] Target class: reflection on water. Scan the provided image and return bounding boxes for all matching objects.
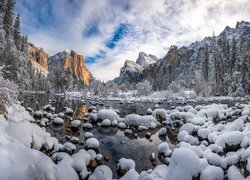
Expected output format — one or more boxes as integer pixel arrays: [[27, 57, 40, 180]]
[[72, 105, 88, 120], [19, 94, 179, 178]]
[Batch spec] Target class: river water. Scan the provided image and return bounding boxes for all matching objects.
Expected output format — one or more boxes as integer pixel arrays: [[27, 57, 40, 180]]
[[19, 94, 249, 178]]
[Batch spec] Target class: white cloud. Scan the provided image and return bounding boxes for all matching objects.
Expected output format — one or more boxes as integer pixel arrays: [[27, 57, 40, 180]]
[[16, 0, 250, 81]]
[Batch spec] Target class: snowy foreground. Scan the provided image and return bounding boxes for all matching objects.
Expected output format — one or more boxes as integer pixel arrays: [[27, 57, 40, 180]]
[[0, 101, 250, 179]]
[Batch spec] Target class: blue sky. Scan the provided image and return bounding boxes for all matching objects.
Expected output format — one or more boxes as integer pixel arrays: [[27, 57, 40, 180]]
[[15, 0, 250, 81]]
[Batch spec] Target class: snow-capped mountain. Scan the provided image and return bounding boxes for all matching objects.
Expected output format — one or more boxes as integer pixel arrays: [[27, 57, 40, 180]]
[[136, 52, 158, 67], [115, 21, 250, 96], [114, 52, 159, 87]]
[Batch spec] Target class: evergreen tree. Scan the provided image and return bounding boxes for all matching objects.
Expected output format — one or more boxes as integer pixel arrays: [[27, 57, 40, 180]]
[[0, 0, 5, 13], [3, 0, 15, 37], [21, 34, 28, 53], [201, 44, 209, 96], [14, 13, 21, 50], [230, 36, 237, 73]]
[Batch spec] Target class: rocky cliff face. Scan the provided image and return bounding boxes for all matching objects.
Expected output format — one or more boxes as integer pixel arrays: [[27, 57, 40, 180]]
[[27, 43, 49, 70], [114, 52, 157, 88], [115, 21, 250, 96], [48, 50, 92, 91]]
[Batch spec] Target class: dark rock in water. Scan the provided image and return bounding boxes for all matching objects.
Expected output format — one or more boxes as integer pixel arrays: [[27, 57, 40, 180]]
[[34, 111, 43, 119], [104, 156, 110, 162], [150, 153, 157, 166], [79, 141, 84, 146], [134, 133, 138, 138], [26, 107, 33, 112], [146, 132, 151, 139]]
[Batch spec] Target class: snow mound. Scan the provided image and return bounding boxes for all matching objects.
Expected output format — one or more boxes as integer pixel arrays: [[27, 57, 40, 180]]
[[6, 104, 34, 123], [70, 120, 81, 128], [124, 114, 160, 128], [118, 158, 136, 171], [53, 117, 64, 125], [158, 142, 172, 156], [101, 119, 111, 127], [120, 169, 139, 180], [167, 148, 201, 180], [200, 165, 224, 180], [85, 138, 99, 149], [89, 165, 113, 180], [6, 120, 53, 150], [97, 109, 119, 122]]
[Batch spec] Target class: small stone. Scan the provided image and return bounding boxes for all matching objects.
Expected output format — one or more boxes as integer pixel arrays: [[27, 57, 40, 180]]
[[146, 132, 151, 139], [104, 156, 110, 162]]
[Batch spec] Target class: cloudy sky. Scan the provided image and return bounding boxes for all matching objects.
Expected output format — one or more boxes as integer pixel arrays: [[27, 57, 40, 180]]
[[15, 0, 250, 81]]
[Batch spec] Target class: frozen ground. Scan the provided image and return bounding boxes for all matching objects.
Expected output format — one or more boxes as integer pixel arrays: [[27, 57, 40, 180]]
[[0, 99, 250, 179]]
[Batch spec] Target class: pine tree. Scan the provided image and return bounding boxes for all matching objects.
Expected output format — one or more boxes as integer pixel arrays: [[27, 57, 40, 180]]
[[3, 0, 15, 37], [14, 13, 21, 50], [0, 0, 5, 13], [201, 44, 209, 96], [230, 36, 237, 73]]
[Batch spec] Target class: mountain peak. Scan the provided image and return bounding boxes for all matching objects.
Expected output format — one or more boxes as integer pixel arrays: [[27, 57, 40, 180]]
[[236, 21, 250, 28], [136, 52, 157, 67]]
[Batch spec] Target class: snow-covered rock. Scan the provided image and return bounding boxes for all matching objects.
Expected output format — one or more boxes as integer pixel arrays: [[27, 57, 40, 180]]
[[118, 158, 136, 171], [158, 142, 172, 157], [89, 165, 113, 180], [97, 109, 119, 122], [101, 119, 111, 127], [70, 120, 81, 129], [167, 148, 201, 180], [53, 117, 64, 125], [85, 138, 99, 149]]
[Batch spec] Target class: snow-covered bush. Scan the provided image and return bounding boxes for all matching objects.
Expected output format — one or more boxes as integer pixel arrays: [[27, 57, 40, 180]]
[[136, 80, 152, 96], [0, 66, 18, 110]]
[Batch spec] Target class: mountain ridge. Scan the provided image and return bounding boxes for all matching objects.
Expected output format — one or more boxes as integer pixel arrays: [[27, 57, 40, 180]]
[[114, 21, 250, 96]]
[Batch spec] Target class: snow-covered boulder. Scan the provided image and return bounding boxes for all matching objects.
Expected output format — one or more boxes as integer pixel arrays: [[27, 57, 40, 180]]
[[53, 117, 64, 125], [89, 165, 113, 180], [118, 158, 136, 172], [167, 148, 201, 180], [97, 109, 119, 122], [85, 138, 99, 149], [158, 127, 167, 136], [101, 119, 111, 127], [200, 165, 224, 180], [70, 120, 81, 129], [120, 169, 139, 180], [158, 142, 172, 157], [124, 114, 160, 128], [82, 123, 93, 129]]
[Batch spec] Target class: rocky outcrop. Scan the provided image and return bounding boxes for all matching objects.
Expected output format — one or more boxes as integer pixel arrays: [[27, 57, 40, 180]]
[[27, 43, 49, 70], [49, 50, 92, 88], [136, 52, 158, 67], [114, 52, 159, 88], [115, 21, 250, 95]]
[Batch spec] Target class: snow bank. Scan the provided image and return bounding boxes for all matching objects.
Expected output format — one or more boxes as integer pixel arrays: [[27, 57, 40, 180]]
[[6, 104, 34, 123], [6, 121, 53, 150]]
